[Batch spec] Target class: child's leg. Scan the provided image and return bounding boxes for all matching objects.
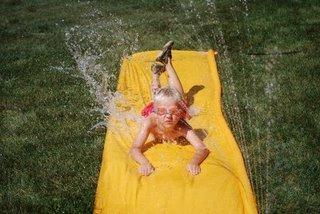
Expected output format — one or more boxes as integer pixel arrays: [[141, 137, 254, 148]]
[[150, 63, 164, 98], [165, 58, 184, 96], [151, 72, 161, 98]]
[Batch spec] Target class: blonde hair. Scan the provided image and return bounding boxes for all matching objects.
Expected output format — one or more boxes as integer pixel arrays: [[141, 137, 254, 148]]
[[153, 86, 183, 104]]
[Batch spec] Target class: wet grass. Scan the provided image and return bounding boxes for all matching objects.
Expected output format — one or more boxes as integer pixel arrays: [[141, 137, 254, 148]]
[[1, 0, 319, 213]]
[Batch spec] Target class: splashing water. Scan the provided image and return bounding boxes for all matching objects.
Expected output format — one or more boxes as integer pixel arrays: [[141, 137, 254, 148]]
[[63, 1, 250, 170], [64, 7, 143, 133], [60, 1, 295, 212], [64, 5, 203, 136]]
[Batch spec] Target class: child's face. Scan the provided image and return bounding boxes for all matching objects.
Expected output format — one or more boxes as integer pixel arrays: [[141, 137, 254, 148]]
[[154, 98, 182, 129]]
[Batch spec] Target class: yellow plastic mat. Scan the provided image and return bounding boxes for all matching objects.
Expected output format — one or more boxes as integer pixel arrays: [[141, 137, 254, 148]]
[[93, 49, 258, 214]]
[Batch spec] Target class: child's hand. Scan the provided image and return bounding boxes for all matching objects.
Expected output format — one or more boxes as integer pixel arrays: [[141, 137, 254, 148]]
[[138, 162, 155, 176], [186, 162, 201, 175]]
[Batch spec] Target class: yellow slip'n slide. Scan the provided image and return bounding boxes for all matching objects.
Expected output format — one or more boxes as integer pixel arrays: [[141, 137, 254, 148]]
[[93, 49, 258, 214]]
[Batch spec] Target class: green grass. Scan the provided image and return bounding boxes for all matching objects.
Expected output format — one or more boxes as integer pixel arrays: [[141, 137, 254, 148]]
[[1, 0, 319, 213]]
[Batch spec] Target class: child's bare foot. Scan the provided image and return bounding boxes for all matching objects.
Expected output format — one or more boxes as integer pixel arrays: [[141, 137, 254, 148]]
[[156, 40, 174, 64]]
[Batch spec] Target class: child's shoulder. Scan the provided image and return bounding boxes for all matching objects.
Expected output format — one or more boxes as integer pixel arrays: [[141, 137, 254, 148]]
[[140, 113, 157, 128]]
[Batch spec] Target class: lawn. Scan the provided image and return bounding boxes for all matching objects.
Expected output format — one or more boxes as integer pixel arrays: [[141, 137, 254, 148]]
[[1, 0, 319, 213]]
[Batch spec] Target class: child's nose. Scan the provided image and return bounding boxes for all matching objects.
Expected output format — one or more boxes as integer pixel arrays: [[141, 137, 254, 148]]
[[165, 113, 173, 118]]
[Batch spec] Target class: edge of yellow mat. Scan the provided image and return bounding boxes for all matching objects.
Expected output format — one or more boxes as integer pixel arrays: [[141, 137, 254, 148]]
[[207, 49, 258, 213]]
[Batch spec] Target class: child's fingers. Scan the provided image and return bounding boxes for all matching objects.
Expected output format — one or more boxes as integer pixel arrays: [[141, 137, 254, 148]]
[[194, 167, 200, 173], [194, 166, 200, 174], [190, 165, 197, 172], [145, 168, 150, 175], [139, 166, 154, 176], [187, 165, 200, 175], [144, 168, 148, 175]]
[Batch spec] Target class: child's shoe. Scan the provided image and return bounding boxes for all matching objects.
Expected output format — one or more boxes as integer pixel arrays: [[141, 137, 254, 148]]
[[151, 61, 165, 75], [156, 41, 174, 64]]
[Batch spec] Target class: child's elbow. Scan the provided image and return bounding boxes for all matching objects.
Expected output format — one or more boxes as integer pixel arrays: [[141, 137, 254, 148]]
[[197, 146, 210, 153]]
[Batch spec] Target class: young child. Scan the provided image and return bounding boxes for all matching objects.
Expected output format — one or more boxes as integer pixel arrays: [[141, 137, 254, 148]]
[[129, 41, 210, 176]]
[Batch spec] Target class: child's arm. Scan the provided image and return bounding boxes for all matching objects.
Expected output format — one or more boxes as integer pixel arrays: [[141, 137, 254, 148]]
[[185, 129, 210, 165], [183, 128, 210, 175], [129, 118, 152, 165]]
